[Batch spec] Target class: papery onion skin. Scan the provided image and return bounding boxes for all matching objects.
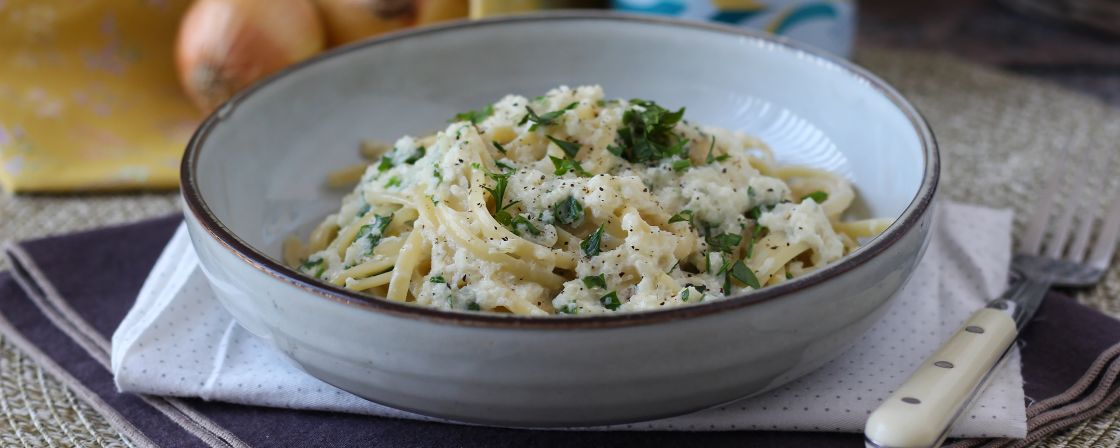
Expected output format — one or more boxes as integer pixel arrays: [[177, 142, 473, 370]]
[[314, 0, 416, 45], [176, 0, 326, 113], [314, 0, 468, 46]]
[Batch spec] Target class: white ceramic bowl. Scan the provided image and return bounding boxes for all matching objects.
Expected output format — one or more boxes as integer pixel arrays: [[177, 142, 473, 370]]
[[181, 12, 939, 427]]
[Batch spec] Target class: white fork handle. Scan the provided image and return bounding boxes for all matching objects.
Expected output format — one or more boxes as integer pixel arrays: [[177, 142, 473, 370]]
[[864, 308, 1017, 448]]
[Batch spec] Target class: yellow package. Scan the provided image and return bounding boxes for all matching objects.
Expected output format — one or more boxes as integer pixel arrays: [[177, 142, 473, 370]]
[[0, 0, 200, 192]]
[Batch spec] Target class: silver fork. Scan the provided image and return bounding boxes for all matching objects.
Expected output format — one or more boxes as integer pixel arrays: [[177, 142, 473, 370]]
[[864, 195, 1120, 448]]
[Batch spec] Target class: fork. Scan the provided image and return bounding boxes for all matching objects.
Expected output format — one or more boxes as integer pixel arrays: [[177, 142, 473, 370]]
[[864, 195, 1120, 448]]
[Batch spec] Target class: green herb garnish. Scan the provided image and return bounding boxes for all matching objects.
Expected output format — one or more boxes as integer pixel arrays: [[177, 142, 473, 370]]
[[600, 291, 621, 311], [430, 275, 446, 284], [357, 214, 394, 254], [746, 225, 764, 259], [804, 191, 829, 203], [580, 224, 605, 257], [546, 136, 581, 158], [492, 141, 507, 154], [404, 146, 426, 164], [357, 203, 372, 218], [299, 258, 324, 279], [484, 170, 514, 211], [613, 99, 686, 163], [671, 158, 692, 172], [705, 136, 717, 164], [668, 210, 693, 224], [582, 274, 607, 289], [495, 161, 516, 172], [731, 259, 761, 288], [451, 104, 493, 124], [707, 232, 742, 253], [495, 212, 541, 236], [553, 196, 584, 225], [467, 301, 481, 311], [549, 156, 591, 177], [384, 176, 401, 188], [558, 303, 579, 315], [377, 157, 393, 172], [680, 288, 690, 302], [522, 102, 578, 130], [433, 168, 443, 186], [785, 270, 793, 280]]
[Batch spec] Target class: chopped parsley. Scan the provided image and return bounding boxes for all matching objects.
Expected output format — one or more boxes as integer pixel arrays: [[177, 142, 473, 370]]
[[804, 191, 829, 203], [495, 161, 516, 172], [671, 158, 692, 171], [492, 141, 507, 154], [731, 259, 761, 288], [299, 257, 325, 278], [546, 136, 581, 158], [433, 168, 443, 186], [549, 156, 591, 177], [613, 99, 686, 163], [377, 157, 393, 172], [356, 203, 372, 218], [582, 274, 607, 289], [496, 212, 541, 236], [680, 288, 690, 302], [785, 270, 794, 280], [707, 232, 742, 253], [404, 146, 426, 164], [746, 225, 765, 259], [580, 224, 605, 257], [467, 301, 481, 311], [485, 170, 537, 235], [558, 303, 579, 315], [484, 170, 515, 211], [429, 275, 446, 284], [553, 196, 584, 225], [600, 291, 621, 311], [703, 136, 730, 164], [384, 176, 401, 188], [748, 205, 764, 220], [668, 210, 693, 224], [748, 186, 756, 198], [451, 104, 493, 124], [521, 102, 578, 130], [705, 136, 717, 164], [357, 214, 394, 255]]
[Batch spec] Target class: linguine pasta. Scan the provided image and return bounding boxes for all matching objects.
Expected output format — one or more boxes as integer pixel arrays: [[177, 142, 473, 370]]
[[285, 86, 891, 315]]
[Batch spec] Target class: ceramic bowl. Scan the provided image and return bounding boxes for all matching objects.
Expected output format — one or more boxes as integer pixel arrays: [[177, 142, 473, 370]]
[[181, 12, 939, 426]]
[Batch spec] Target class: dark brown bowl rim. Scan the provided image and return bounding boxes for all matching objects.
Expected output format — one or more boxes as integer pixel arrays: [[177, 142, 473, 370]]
[[180, 11, 940, 329]]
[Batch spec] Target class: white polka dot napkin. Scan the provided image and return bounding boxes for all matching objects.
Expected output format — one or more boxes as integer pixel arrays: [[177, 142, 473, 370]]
[[110, 201, 1026, 438]]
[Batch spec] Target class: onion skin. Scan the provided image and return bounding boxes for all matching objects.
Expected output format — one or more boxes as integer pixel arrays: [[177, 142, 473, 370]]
[[417, 0, 468, 24], [314, 0, 468, 46], [176, 0, 326, 113], [314, 0, 416, 45]]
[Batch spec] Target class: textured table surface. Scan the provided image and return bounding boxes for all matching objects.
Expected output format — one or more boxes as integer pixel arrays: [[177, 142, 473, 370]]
[[2, 19, 1120, 448]]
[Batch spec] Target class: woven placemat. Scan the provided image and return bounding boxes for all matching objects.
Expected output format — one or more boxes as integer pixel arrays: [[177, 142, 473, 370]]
[[1, 47, 1118, 447]]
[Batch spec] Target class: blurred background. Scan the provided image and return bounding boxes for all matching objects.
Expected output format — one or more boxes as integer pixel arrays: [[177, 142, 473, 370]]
[[0, 0, 1116, 195]]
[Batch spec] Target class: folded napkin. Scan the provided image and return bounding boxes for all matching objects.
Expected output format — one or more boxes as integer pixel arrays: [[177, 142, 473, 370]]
[[106, 201, 1024, 437], [4, 213, 1120, 447]]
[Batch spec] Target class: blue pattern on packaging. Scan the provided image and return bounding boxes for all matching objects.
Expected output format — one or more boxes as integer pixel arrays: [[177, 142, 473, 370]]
[[612, 0, 855, 58]]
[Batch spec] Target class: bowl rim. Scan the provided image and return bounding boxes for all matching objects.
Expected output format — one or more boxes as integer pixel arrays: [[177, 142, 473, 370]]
[[180, 11, 940, 329]]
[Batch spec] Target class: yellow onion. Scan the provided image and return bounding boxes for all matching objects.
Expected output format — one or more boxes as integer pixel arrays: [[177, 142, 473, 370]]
[[314, 0, 467, 46], [176, 0, 326, 113]]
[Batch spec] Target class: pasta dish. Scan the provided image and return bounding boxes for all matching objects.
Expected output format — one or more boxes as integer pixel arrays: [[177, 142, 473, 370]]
[[284, 86, 890, 315]]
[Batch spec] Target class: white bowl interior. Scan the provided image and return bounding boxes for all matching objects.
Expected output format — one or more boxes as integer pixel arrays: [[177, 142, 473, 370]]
[[193, 16, 925, 259]]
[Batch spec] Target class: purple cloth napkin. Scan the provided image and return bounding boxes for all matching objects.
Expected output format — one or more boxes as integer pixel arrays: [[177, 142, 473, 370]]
[[1, 216, 1118, 448]]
